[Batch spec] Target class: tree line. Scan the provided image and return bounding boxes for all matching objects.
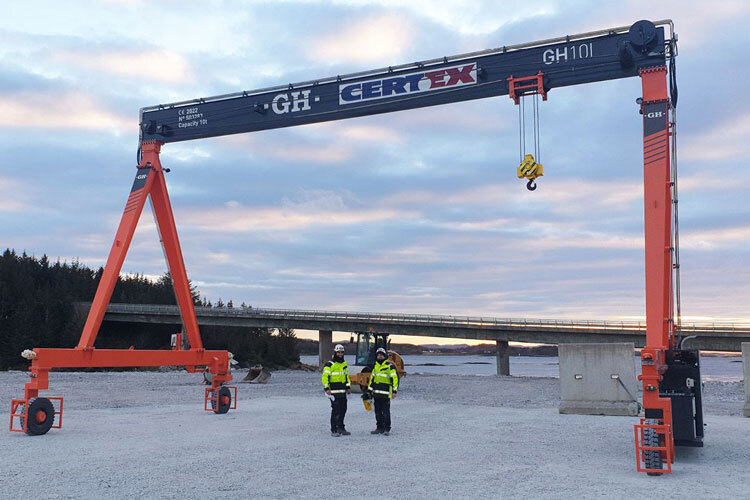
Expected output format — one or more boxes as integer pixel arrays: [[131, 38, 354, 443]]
[[0, 249, 298, 370]]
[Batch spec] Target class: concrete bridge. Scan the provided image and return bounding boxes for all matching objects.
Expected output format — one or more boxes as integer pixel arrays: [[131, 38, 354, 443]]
[[81, 303, 750, 375]]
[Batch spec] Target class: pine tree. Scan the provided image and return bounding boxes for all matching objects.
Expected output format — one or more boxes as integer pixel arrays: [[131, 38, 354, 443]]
[[0, 248, 299, 369]]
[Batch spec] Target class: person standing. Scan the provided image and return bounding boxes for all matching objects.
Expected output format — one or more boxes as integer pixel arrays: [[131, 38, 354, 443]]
[[367, 347, 399, 435], [322, 344, 351, 437]]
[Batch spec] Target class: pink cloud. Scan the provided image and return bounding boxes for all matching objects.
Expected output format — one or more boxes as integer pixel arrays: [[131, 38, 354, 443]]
[[681, 225, 750, 250], [0, 92, 130, 131], [52, 49, 193, 84], [181, 204, 417, 232], [307, 14, 413, 64], [681, 114, 750, 161]]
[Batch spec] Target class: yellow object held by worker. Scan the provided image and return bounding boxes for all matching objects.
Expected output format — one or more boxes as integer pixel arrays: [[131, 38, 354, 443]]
[[363, 398, 373, 411], [517, 154, 544, 180]]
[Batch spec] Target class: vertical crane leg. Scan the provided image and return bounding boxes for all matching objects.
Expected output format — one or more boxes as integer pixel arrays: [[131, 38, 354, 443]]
[[635, 66, 674, 474]]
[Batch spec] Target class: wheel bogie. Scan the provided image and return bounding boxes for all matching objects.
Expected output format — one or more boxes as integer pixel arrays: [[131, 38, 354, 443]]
[[23, 398, 55, 436], [212, 386, 232, 414], [643, 418, 664, 476]]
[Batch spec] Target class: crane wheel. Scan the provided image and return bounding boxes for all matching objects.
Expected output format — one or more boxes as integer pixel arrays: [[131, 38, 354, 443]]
[[212, 386, 232, 414], [24, 398, 55, 436], [643, 418, 664, 476]]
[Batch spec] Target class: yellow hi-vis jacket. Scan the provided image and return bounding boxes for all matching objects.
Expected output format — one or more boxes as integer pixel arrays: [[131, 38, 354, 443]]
[[367, 360, 399, 398], [321, 359, 351, 394]]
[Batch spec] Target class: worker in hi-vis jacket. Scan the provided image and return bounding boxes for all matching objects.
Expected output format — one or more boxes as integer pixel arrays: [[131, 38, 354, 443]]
[[322, 344, 351, 437], [367, 347, 399, 435]]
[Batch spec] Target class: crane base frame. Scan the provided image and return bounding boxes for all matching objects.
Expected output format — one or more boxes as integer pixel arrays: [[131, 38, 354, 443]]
[[10, 350, 235, 434]]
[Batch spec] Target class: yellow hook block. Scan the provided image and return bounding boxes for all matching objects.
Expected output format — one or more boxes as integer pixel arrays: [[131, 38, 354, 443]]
[[517, 154, 544, 180]]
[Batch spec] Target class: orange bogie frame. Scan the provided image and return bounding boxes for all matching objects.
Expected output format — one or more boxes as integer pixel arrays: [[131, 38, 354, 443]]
[[9, 141, 235, 434], [634, 418, 673, 474]]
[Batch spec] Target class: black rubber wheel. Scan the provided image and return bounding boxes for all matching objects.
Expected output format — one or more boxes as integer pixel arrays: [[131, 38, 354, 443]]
[[643, 419, 664, 476], [211, 386, 232, 414], [24, 398, 55, 436]]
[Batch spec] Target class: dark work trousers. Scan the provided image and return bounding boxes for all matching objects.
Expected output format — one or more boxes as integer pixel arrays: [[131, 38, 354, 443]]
[[374, 397, 391, 431], [330, 394, 347, 432]]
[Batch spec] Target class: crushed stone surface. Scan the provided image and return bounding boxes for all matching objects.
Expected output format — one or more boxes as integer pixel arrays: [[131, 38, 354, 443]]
[[0, 370, 747, 499]]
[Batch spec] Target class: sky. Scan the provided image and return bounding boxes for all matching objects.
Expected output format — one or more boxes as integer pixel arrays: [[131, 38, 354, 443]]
[[1, 1, 749, 345]]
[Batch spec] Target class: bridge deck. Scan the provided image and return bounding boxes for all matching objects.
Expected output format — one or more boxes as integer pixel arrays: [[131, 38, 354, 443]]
[[83, 303, 750, 351]]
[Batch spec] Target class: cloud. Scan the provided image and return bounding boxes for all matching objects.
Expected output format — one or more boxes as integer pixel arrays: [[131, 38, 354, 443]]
[[266, 143, 353, 163], [526, 232, 643, 250], [162, 144, 212, 163], [0, 177, 30, 212], [281, 189, 351, 212], [192, 280, 271, 290], [0, 91, 130, 131], [52, 48, 193, 84], [383, 178, 642, 213], [680, 225, 750, 250], [182, 202, 417, 232], [335, 124, 402, 143], [307, 14, 414, 64], [680, 114, 750, 161], [328, 0, 557, 36], [205, 252, 231, 264], [276, 268, 387, 279], [217, 134, 354, 164]]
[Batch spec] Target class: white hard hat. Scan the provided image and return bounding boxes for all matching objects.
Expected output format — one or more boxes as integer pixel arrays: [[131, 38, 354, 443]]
[[376, 347, 387, 356], [334, 344, 345, 352]]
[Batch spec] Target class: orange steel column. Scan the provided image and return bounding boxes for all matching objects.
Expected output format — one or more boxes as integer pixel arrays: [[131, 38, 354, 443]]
[[77, 143, 161, 348], [639, 66, 674, 427], [144, 143, 203, 350]]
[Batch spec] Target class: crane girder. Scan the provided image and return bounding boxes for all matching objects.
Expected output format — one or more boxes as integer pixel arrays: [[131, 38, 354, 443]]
[[140, 21, 667, 143]]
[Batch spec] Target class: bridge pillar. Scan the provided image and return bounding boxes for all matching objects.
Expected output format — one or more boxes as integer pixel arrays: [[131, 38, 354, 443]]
[[496, 340, 510, 376], [743, 343, 750, 417], [319, 330, 333, 369]]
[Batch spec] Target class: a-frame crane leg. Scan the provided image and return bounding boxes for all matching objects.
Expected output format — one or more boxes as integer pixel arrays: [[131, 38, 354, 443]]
[[80, 141, 203, 351], [10, 141, 235, 434]]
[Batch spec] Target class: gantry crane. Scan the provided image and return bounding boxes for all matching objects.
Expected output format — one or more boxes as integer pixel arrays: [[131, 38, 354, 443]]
[[11, 19, 696, 475]]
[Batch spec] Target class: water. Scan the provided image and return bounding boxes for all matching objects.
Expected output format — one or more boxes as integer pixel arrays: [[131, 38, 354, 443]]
[[301, 354, 744, 381]]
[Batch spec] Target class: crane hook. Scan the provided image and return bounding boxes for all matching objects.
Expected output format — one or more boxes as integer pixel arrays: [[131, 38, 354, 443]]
[[526, 179, 537, 191]]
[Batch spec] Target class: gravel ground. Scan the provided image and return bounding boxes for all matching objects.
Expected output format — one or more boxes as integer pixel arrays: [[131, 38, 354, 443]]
[[0, 369, 747, 499]]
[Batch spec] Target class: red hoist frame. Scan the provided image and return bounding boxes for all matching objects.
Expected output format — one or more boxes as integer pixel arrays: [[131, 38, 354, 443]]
[[10, 141, 236, 435]]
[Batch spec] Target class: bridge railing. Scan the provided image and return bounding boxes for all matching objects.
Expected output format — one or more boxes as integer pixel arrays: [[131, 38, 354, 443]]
[[98, 303, 750, 333]]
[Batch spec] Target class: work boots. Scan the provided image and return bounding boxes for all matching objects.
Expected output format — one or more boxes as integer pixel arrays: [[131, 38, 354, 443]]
[[370, 429, 383, 435], [331, 430, 341, 437], [339, 429, 351, 436]]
